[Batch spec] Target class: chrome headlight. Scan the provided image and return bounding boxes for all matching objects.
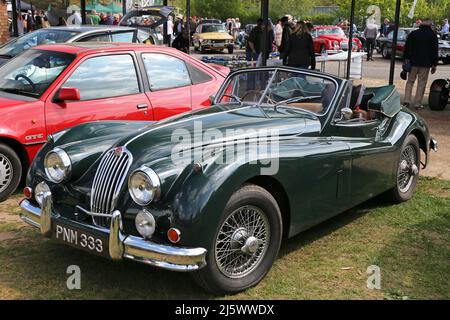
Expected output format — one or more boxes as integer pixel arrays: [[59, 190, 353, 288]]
[[34, 181, 50, 206], [44, 148, 71, 183], [128, 166, 161, 206]]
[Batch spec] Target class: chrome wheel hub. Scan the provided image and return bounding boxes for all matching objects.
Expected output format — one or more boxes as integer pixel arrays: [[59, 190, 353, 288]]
[[398, 145, 418, 193], [0, 153, 13, 193], [215, 205, 270, 279]]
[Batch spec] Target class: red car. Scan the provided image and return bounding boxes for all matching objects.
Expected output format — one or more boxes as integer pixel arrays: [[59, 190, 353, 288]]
[[312, 25, 363, 53], [0, 43, 228, 201]]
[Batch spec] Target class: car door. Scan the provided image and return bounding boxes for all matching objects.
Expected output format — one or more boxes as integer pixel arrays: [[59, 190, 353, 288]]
[[45, 52, 152, 134], [329, 84, 396, 207], [140, 52, 192, 121]]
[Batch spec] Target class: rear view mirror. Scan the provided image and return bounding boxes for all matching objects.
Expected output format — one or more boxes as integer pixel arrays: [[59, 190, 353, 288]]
[[56, 87, 80, 102]]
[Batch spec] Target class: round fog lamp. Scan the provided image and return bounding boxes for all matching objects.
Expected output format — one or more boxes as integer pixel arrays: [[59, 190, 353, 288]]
[[34, 182, 50, 206], [135, 210, 156, 239]]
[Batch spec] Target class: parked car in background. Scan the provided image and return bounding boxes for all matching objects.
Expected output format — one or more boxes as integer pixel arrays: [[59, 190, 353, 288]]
[[20, 67, 436, 294], [312, 25, 363, 53], [119, 5, 175, 45], [0, 26, 152, 66], [379, 28, 450, 64], [0, 43, 228, 201], [193, 23, 235, 54]]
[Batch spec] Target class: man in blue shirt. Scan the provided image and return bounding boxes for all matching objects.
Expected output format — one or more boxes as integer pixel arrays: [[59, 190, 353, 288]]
[[440, 19, 449, 40]]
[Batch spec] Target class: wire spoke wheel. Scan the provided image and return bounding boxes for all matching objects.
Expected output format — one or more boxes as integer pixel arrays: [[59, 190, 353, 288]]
[[397, 144, 418, 193], [215, 205, 270, 279], [0, 153, 13, 193]]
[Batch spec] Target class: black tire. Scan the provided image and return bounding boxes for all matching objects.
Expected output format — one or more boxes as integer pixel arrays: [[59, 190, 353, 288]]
[[381, 45, 391, 59], [429, 80, 449, 111], [0, 143, 22, 202], [389, 135, 420, 203], [192, 184, 283, 295], [442, 57, 450, 65], [227, 46, 234, 54]]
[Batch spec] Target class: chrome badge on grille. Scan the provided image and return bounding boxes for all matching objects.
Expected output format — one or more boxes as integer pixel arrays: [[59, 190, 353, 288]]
[[114, 147, 124, 157]]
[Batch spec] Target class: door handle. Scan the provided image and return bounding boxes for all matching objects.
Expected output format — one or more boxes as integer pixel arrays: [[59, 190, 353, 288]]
[[137, 104, 148, 110]]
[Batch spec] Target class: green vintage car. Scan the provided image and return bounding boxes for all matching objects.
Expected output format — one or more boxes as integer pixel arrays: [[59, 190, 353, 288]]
[[20, 67, 437, 294]]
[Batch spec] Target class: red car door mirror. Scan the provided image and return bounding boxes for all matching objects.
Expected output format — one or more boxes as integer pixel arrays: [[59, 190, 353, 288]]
[[57, 88, 81, 102]]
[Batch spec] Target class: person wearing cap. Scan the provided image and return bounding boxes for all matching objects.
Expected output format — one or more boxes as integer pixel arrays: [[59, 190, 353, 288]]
[[403, 18, 439, 110]]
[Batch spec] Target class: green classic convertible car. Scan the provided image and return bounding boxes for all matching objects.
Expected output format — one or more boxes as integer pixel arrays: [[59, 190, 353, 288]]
[[20, 67, 437, 294]]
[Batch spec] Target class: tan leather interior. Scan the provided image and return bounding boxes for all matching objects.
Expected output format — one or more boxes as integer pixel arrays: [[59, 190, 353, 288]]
[[287, 102, 324, 114]]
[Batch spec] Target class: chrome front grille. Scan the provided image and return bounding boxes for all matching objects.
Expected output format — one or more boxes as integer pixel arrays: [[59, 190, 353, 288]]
[[90, 147, 132, 227]]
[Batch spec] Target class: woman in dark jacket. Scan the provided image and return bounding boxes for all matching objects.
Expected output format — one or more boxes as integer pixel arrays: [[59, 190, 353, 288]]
[[285, 21, 316, 70]]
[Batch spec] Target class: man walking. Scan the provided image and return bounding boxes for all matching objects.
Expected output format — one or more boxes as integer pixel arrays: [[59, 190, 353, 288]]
[[403, 18, 439, 110], [440, 19, 449, 40], [364, 22, 378, 61]]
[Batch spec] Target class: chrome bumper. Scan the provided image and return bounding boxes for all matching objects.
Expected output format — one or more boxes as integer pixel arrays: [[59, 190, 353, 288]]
[[430, 137, 438, 152], [19, 193, 207, 272]]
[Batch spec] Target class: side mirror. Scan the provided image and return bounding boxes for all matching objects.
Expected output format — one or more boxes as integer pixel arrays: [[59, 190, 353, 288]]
[[56, 87, 80, 103], [341, 107, 353, 120]]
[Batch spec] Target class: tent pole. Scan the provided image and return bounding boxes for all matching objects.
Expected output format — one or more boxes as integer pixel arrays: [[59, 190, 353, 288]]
[[346, 0, 356, 79], [261, 0, 269, 66], [81, 0, 86, 25], [186, 0, 191, 54], [123, 0, 127, 16], [12, 0, 18, 37], [389, 0, 402, 85]]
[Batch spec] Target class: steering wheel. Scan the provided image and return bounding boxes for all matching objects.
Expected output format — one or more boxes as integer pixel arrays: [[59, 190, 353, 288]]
[[222, 93, 243, 103], [15, 74, 36, 91]]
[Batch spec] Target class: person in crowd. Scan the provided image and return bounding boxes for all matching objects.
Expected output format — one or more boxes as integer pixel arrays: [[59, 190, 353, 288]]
[[305, 22, 314, 34], [380, 18, 391, 37], [35, 12, 43, 29], [89, 10, 101, 25], [274, 19, 283, 48], [17, 13, 25, 36], [403, 18, 439, 110], [67, 8, 81, 26], [172, 29, 189, 53], [414, 19, 422, 27], [364, 22, 378, 61], [26, 11, 35, 32], [278, 16, 292, 64], [174, 16, 183, 36], [57, 16, 67, 26], [284, 21, 316, 70], [248, 18, 274, 64], [106, 12, 114, 25], [41, 11, 50, 28], [166, 15, 174, 46], [440, 18, 449, 40], [99, 13, 107, 25]]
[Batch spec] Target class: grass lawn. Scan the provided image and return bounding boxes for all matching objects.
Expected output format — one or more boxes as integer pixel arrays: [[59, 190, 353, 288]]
[[0, 177, 449, 300]]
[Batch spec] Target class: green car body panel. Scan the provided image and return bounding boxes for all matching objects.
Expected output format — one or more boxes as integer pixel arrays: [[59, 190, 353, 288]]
[[26, 67, 432, 251]]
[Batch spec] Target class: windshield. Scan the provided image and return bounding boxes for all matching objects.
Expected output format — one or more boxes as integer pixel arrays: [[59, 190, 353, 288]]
[[202, 24, 227, 33], [0, 49, 75, 98], [0, 29, 79, 58], [216, 69, 337, 116], [316, 27, 345, 36]]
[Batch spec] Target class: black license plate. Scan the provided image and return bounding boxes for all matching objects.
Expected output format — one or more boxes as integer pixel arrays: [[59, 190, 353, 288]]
[[52, 221, 109, 258]]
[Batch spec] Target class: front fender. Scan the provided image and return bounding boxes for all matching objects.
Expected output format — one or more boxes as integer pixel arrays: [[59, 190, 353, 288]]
[[168, 157, 270, 248]]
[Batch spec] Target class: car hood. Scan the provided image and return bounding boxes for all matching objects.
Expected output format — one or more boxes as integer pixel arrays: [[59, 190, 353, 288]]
[[198, 32, 233, 40], [0, 95, 28, 108], [114, 104, 321, 167]]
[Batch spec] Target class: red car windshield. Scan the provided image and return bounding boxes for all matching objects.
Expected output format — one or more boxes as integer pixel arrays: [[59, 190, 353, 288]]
[[316, 28, 345, 36], [0, 49, 75, 98]]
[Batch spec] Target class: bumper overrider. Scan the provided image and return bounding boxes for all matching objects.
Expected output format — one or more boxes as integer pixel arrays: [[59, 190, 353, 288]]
[[19, 191, 207, 272]]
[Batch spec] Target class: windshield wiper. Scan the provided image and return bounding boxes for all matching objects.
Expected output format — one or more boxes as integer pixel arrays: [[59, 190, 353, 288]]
[[0, 88, 38, 97], [274, 96, 322, 111]]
